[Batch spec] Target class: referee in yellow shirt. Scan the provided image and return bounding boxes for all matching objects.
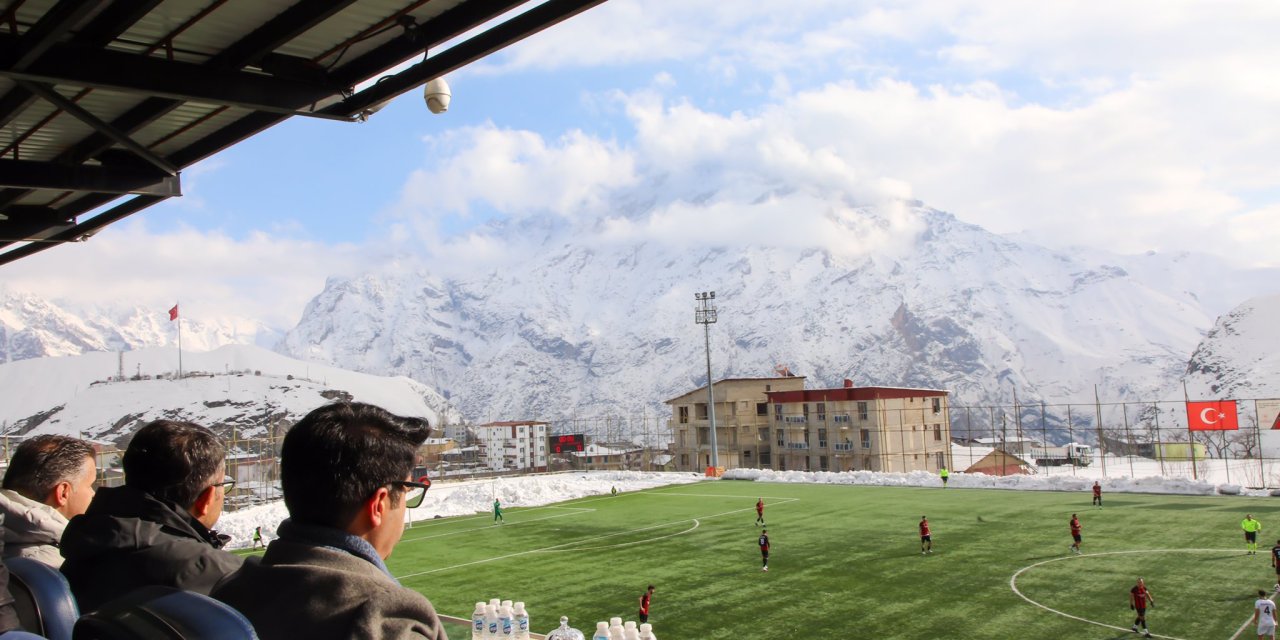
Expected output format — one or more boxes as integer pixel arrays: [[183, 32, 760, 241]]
[[1243, 514, 1263, 555]]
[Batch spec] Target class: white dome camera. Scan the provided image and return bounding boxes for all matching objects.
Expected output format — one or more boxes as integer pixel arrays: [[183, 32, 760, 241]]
[[423, 77, 451, 114]]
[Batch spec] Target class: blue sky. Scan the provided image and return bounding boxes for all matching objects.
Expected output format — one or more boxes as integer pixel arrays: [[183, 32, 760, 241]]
[[8, 1, 1280, 327]]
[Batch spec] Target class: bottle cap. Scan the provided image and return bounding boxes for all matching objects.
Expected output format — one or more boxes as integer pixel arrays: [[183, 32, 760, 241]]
[[624, 621, 637, 630], [610, 617, 622, 626]]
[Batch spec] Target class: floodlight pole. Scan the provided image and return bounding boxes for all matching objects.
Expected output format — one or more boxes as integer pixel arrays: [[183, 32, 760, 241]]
[[695, 291, 719, 470]]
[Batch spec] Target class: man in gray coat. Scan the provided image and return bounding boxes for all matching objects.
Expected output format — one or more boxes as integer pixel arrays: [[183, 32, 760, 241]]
[[0, 435, 97, 567], [60, 420, 242, 612], [212, 402, 446, 640]]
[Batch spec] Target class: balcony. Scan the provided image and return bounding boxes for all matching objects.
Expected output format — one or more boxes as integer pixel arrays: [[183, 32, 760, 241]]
[[833, 443, 854, 451]]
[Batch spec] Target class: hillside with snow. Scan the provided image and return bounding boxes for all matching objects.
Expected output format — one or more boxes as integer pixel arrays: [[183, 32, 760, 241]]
[[1181, 294, 1280, 399], [0, 344, 461, 444], [0, 288, 279, 363], [277, 205, 1279, 426]]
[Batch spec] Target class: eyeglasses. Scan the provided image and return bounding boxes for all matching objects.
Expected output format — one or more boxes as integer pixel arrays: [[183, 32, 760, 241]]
[[388, 480, 431, 509], [210, 477, 236, 493]]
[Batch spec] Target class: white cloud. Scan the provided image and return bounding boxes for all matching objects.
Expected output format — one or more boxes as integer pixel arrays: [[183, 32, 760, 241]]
[[3, 221, 361, 329]]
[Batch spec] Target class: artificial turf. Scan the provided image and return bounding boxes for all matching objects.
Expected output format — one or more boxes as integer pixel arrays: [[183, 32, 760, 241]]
[[242, 480, 1280, 639]]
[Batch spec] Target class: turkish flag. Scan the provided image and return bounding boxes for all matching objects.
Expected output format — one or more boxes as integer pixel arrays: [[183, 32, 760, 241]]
[[1272, 412, 1280, 430], [1186, 400, 1238, 431], [168, 304, 179, 321]]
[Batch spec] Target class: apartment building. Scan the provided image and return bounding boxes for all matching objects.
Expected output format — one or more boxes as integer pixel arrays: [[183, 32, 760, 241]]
[[766, 381, 951, 473], [473, 421, 549, 471], [667, 376, 808, 472]]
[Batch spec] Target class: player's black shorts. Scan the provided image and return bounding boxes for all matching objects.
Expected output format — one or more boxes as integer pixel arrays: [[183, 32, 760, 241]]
[[760, 549, 769, 558], [1135, 607, 1146, 616], [920, 535, 931, 542], [1072, 533, 1081, 543], [1247, 531, 1258, 542]]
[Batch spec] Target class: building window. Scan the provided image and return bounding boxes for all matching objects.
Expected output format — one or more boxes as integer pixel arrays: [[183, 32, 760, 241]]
[[857, 402, 868, 420], [834, 414, 850, 423], [776, 429, 784, 446], [679, 432, 686, 447], [760, 451, 771, 465], [757, 402, 768, 416], [695, 403, 708, 420], [802, 404, 810, 419], [765, 384, 771, 391], [679, 406, 689, 424], [932, 397, 942, 414], [681, 454, 688, 467], [743, 450, 752, 460], [860, 429, 871, 449], [774, 404, 783, 419], [818, 428, 828, 448], [933, 424, 942, 441], [816, 403, 825, 421], [820, 456, 828, 471], [936, 452, 945, 469]]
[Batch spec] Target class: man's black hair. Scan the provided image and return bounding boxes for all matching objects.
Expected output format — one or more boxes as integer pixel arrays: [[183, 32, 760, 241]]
[[123, 420, 225, 508], [2, 435, 95, 501], [281, 402, 430, 529]]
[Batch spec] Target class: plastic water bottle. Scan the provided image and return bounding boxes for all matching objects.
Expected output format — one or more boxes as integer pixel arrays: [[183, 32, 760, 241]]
[[471, 602, 486, 640], [609, 617, 624, 640], [623, 621, 637, 634], [593, 622, 610, 640], [512, 602, 529, 640], [638, 623, 656, 640], [485, 604, 499, 639], [623, 629, 639, 640], [499, 603, 514, 638]]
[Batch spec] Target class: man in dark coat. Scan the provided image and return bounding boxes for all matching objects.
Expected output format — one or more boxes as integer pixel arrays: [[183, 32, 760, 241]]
[[60, 420, 242, 612], [213, 402, 446, 640]]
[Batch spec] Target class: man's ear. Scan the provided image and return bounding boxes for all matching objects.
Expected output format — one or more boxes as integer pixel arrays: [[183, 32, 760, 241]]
[[365, 486, 390, 529], [190, 485, 216, 519], [48, 481, 72, 509]]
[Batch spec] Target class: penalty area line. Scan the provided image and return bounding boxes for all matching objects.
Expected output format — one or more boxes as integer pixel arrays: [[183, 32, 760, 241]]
[[1010, 548, 1249, 640]]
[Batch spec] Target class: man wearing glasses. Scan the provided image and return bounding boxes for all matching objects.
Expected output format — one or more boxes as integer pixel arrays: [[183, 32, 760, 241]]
[[213, 402, 445, 639], [60, 420, 243, 612]]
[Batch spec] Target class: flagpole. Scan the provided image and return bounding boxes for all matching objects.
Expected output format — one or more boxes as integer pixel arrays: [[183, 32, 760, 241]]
[[1093, 385, 1107, 478], [177, 301, 183, 380], [1257, 399, 1266, 489], [1183, 381, 1197, 481]]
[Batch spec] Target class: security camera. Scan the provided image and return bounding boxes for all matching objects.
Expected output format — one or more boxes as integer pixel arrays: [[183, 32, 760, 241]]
[[423, 77, 450, 114]]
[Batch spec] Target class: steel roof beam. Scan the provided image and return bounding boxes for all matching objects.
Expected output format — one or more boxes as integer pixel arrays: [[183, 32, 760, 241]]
[[19, 80, 178, 176], [0, 39, 352, 120], [0, 158, 180, 196]]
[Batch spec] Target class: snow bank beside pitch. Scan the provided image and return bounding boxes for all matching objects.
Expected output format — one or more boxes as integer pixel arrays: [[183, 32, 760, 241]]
[[217, 471, 702, 550], [721, 468, 1265, 497]]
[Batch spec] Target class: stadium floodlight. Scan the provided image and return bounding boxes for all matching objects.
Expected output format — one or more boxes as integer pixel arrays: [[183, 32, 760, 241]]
[[695, 291, 719, 470]]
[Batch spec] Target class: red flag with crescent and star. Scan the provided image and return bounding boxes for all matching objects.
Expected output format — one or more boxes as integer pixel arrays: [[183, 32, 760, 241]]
[[1186, 400, 1238, 431], [168, 304, 179, 321]]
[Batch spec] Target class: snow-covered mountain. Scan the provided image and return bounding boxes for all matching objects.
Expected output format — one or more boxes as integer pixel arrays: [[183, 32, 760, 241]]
[[0, 344, 461, 445], [277, 205, 1280, 423], [1182, 294, 1280, 399], [0, 288, 281, 363]]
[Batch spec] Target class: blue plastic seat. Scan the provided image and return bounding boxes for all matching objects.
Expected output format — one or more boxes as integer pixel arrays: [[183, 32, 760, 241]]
[[0, 631, 49, 639], [3, 557, 78, 640], [72, 586, 256, 640]]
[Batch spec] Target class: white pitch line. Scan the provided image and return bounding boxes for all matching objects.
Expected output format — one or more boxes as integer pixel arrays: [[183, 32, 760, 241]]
[[1010, 548, 1261, 640], [396, 501, 783, 580], [398, 508, 596, 545]]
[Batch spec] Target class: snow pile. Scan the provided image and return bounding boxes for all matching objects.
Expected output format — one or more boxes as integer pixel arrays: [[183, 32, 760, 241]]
[[721, 467, 1265, 497], [216, 470, 702, 550]]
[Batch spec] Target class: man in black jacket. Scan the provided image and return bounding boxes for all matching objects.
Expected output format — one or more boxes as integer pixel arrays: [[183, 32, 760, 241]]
[[60, 420, 243, 612], [213, 402, 446, 639]]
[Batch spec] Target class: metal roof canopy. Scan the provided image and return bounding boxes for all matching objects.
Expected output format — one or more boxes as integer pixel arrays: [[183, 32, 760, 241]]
[[0, 0, 607, 266]]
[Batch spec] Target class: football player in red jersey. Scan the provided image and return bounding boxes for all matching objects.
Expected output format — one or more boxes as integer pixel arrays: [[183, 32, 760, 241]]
[[758, 529, 770, 571], [1092, 481, 1102, 508], [1070, 514, 1082, 554], [920, 516, 932, 554], [1129, 577, 1155, 638], [755, 498, 765, 526]]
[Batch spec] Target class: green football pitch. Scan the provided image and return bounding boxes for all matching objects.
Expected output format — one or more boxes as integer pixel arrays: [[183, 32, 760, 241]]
[[239, 481, 1280, 639]]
